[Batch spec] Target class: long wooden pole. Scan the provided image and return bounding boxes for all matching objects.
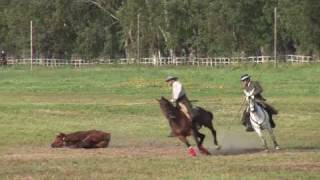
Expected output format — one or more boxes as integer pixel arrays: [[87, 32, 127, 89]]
[[137, 13, 140, 63], [274, 7, 277, 68], [30, 20, 33, 70]]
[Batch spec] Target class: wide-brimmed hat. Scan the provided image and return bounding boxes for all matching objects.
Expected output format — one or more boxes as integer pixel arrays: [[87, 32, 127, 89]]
[[240, 74, 250, 81], [165, 76, 178, 82]]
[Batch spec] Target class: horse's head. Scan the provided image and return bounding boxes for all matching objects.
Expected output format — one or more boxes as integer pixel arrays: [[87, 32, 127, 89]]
[[156, 96, 172, 107], [51, 133, 67, 148], [156, 96, 177, 119], [244, 89, 256, 112]]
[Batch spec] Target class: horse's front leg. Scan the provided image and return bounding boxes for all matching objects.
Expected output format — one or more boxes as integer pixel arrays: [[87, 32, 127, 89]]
[[255, 127, 268, 150], [261, 136, 268, 150], [177, 135, 197, 157]]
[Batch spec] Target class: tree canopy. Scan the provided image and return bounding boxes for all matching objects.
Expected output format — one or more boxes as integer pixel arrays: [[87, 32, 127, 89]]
[[0, 0, 319, 59]]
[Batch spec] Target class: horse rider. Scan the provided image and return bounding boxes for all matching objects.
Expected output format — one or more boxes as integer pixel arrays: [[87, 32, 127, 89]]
[[240, 74, 278, 131], [166, 76, 194, 136]]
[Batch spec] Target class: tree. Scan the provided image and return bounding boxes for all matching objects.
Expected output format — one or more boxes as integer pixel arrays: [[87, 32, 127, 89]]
[[0, 0, 319, 59]]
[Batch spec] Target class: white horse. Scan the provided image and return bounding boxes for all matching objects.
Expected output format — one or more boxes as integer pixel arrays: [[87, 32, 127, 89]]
[[244, 89, 280, 150]]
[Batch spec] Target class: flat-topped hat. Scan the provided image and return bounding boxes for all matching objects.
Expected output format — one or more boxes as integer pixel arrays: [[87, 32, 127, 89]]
[[165, 76, 178, 82], [240, 74, 250, 81]]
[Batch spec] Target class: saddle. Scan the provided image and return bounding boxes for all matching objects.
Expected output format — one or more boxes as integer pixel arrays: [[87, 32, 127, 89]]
[[245, 103, 276, 130], [256, 101, 278, 115], [175, 105, 202, 129]]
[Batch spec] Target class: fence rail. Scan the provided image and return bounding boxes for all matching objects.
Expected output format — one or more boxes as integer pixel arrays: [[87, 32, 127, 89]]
[[4, 55, 320, 67]]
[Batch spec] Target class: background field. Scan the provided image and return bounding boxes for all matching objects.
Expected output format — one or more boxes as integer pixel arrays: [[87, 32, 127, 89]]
[[0, 64, 319, 180]]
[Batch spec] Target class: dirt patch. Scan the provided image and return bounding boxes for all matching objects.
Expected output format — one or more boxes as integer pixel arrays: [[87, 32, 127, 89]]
[[1, 144, 269, 161], [210, 148, 264, 155], [1, 146, 186, 161], [2, 144, 320, 162], [0, 144, 287, 161], [1, 129, 319, 161]]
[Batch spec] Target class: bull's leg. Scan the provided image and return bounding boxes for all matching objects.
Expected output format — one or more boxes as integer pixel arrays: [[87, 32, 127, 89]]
[[69, 144, 82, 148], [96, 135, 111, 148], [95, 140, 109, 148], [177, 135, 196, 157], [78, 141, 92, 148], [78, 136, 95, 148]]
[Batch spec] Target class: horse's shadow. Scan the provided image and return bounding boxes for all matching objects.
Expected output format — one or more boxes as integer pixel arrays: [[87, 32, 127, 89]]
[[292, 146, 320, 151], [279, 146, 320, 153], [209, 146, 320, 156], [209, 148, 264, 156]]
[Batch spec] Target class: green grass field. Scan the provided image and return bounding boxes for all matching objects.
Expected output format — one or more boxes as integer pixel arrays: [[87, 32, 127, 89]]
[[0, 64, 319, 180]]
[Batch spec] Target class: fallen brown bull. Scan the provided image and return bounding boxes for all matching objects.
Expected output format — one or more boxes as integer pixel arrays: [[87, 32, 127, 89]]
[[51, 130, 111, 148]]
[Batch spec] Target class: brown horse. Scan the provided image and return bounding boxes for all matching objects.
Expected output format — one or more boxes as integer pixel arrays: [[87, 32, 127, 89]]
[[157, 96, 220, 156]]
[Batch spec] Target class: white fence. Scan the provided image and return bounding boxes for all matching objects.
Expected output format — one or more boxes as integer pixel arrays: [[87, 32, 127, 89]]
[[4, 55, 319, 67]]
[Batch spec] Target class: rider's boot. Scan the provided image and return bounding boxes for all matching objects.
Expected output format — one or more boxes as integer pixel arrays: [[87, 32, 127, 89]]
[[243, 112, 254, 132], [246, 123, 254, 132], [246, 119, 254, 132]]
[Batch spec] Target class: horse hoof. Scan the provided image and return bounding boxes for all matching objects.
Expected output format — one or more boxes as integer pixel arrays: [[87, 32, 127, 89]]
[[215, 145, 221, 150], [199, 146, 211, 155], [200, 150, 211, 155], [188, 147, 197, 157], [275, 146, 280, 150]]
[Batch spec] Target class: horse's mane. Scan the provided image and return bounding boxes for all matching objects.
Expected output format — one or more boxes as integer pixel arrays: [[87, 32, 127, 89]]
[[158, 97, 180, 121]]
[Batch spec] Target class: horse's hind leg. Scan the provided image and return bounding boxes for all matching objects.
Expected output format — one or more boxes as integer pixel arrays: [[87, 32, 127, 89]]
[[197, 132, 205, 146], [207, 124, 220, 150], [267, 129, 280, 150]]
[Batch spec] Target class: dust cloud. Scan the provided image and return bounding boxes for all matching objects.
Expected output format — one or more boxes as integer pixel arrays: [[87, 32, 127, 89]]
[[209, 130, 263, 155]]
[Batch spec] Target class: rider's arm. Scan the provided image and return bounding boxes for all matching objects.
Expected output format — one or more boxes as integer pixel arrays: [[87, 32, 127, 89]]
[[253, 81, 263, 95]]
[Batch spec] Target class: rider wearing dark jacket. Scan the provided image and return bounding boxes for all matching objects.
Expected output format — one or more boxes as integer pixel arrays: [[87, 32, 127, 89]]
[[241, 74, 278, 132]]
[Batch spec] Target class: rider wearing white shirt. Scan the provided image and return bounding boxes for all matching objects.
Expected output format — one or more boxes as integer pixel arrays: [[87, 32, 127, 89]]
[[166, 76, 194, 122], [172, 80, 185, 102]]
